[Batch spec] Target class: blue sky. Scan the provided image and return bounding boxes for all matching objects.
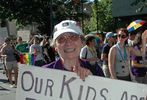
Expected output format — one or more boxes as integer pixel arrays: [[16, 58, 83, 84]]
[[89, 0, 94, 1]]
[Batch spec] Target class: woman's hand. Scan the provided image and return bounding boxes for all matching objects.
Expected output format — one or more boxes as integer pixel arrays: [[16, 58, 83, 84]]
[[73, 66, 92, 80], [142, 30, 147, 40]]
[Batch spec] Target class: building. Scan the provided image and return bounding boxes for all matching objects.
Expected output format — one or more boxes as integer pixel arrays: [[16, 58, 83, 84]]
[[112, 0, 147, 28]]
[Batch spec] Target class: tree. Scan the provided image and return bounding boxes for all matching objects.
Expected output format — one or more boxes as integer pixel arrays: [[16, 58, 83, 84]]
[[0, 0, 53, 35], [84, 0, 115, 34], [0, 0, 88, 36], [131, 0, 147, 12]]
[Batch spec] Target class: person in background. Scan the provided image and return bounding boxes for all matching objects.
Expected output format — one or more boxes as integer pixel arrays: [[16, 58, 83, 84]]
[[141, 30, 147, 63], [0, 37, 18, 88], [130, 33, 147, 84], [43, 20, 94, 80], [95, 33, 104, 58], [0, 43, 7, 74], [101, 32, 115, 78], [127, 32, 137, 47], [80, 34, 104, 76], [29, 36, 46, 66], [15, 36, 29, 64], [40, 36, 55, 63], [15, 36, 29, 54], [108, 28, 141, 81]]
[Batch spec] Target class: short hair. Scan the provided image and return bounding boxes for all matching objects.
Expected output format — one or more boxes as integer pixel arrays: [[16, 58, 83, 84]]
[[85, 35, 95, 45], [4, 37, 11, 43], [17, 36, 22, 41]]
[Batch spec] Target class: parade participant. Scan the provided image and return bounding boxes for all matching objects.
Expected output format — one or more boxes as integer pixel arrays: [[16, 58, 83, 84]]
[[15, 36, 29, 54], [43, 20, 93, 80], [41, 36, 55, 63], [101, 32, 115, 77], [130, 33, 147, 84], [141, 30, 147, 63], [108, 28, 140, 81], [80, 34, 104, 76], [0, 37, 18, 88], [29, 36, 46, 66]]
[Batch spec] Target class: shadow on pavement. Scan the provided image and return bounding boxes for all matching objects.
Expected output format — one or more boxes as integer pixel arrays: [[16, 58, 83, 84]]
[[0, 79, 9, 83], [0, 86, 10, 91]]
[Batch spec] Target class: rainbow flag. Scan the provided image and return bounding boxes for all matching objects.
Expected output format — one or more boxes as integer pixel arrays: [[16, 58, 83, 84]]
[[20, 53, 36, 65]]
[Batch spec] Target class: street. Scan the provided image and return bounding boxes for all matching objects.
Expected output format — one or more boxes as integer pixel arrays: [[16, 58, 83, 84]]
[[0, 65, 16, 100]]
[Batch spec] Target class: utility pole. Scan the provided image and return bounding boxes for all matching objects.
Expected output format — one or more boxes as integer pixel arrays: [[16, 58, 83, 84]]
[[50, 0, 53, 34], [81, 1, 84, 32], [94, 0, 98, 32]]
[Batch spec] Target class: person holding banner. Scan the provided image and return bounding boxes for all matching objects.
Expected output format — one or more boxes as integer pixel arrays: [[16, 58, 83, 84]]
[[43, 20, 104, 80], [108, 28, 141, 81]]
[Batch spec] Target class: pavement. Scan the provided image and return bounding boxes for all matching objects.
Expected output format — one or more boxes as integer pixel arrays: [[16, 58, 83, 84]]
[[0, 65, 16, 100]]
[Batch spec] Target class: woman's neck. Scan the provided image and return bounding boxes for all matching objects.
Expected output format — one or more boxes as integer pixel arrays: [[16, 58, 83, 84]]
[[118, 42, 125, 48], [61, 58, 80, 71]]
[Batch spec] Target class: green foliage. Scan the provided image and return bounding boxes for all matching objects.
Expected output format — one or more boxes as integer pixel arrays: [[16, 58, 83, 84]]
[[0, 0, 115, 35], [0, 0, 52, 35], [84, 0, 114, 34], [0, 0, 88, 35], [131, 0, 147, 12]]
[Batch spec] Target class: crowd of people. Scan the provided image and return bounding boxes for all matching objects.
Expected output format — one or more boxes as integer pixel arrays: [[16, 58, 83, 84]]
[[0, 19, 147, 88]]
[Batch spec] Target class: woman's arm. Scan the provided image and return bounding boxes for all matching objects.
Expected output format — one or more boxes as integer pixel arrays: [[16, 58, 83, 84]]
[[131, 60, 147, 67], [128, 46, 141, 56], [108, 46, 117, 79], [142, 30, 147, 57]]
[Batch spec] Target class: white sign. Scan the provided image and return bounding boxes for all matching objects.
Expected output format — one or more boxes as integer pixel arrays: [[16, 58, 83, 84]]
[[16, 64, 147, 100], [7, 21, 17, 36], [17, 30, 30, 42], [0, 27, 8, 44]]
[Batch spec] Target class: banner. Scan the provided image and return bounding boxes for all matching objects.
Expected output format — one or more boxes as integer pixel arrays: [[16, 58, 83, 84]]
[[16, 64, 147, 100], [17, 30, 30, 42]]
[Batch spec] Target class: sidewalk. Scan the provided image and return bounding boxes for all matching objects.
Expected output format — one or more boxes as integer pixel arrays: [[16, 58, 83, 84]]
[[0, 67, 16, 100]]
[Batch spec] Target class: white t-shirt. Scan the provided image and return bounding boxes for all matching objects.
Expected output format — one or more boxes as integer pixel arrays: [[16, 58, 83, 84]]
[[29, 44, 44, 61], [80, 45, 96, 65]]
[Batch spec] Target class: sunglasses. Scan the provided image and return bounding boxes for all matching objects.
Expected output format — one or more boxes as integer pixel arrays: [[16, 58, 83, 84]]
[[56, 33, 80, 44], [118, 34, 127, 38]]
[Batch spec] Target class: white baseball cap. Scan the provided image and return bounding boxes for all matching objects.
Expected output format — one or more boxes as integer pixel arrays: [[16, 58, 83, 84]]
[[53, 20, 83, 41]]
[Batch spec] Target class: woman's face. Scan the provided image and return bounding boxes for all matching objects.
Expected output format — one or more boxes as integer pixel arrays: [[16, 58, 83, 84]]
[[89, 39, 96, 47], [117, 31, 128, 42], [133, 33, 141, 45], [55, 32, 84, 59]]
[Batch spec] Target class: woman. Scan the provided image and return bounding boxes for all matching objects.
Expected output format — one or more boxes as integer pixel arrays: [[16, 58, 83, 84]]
[[101, 32, 115, 78], [29, 36, 46, 66], [1, 37, 18, 88], [43, 20, 94, 80], [108, 28, 140, 81], [41, 36, 55, 63], [130, 33, 147, 84], [80, 34, 104, 76]]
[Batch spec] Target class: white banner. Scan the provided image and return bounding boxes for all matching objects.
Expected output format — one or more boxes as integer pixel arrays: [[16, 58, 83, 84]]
[[16, 64, 147, 100], [17, 30, 30, 42]]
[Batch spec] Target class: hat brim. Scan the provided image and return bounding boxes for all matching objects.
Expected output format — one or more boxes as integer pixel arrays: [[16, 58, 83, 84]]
[[53, 29, 80, 41]]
